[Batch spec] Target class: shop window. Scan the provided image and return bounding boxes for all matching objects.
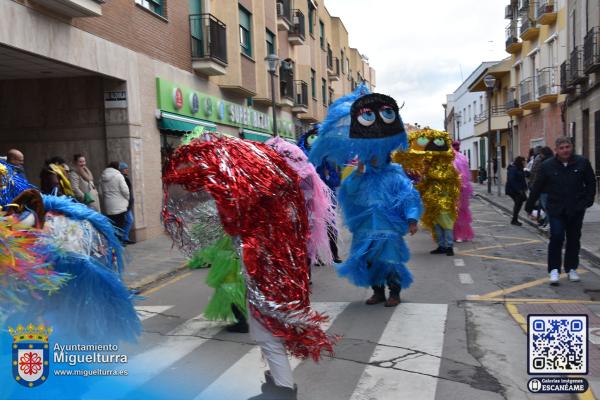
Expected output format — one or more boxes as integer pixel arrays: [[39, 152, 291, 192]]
[[136, 0, 163, 16], [239, 6, 252, 57]]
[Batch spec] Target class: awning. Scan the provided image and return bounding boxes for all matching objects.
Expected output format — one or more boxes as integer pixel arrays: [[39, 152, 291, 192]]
[[242, 129, 273, 143], [157, 111, 217, 133]]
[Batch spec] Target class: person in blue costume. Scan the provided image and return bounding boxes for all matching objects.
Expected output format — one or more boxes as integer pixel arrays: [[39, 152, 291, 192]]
[[309, 85, 422, 307], [298, 125, 343, 263], [0, 156, 35, 207]]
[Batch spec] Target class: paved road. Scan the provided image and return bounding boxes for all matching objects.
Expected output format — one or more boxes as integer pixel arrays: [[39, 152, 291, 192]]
[[93, 197, 600, 399]]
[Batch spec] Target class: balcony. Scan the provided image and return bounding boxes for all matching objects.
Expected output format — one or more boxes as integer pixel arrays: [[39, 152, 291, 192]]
[[505, 4, 514, 19], [288, 10, 306, 46], [505, 23, 522, 53], [537, 0, 557, 25], [568, 48, 587, 86], [279, 66, 295, 108], [519, 16, 539, 41], [328, 57, 340, 81], [505, 92, 523, 117], [474, 106, 510, 136], [584, 27, 600, 74], [292, 80, 309, 114], [276, 0, 292, 31], [190, 14, 227, 76], [31, 0, 103, 17], [536, 67, 559, 103], [519, 0, 529, 12], [520, 77, 540, 110], [560, 61, 575, 94]]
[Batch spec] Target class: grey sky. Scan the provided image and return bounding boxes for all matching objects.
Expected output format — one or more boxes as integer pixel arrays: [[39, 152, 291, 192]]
[[325, 0, 509, 130]]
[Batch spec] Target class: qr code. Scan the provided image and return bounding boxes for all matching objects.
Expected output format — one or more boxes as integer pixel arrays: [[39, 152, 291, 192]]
[[528, 315, 588, 375]]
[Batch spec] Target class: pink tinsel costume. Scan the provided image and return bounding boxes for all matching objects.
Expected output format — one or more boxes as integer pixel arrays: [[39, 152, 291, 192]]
[[452, 149, 474, 241], [266, 136, 335, 265]]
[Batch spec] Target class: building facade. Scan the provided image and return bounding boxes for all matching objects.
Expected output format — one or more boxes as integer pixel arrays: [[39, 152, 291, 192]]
[[564, 0, 600, 187], [0, 0, 374, 241]]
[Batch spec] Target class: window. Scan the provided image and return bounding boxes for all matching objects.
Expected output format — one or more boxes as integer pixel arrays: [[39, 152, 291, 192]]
[[239, 6, 252, 57], [266, 29, 275, 55], [308, 0, 316, 35], [321, 78, 327, 105], [473, 101, 476, 118], [328, 87, 334, 105], [468, 105, 471, 121], [136, 0, 163, 15], [311, 69, 316, 98], [341, 50, 345, 73], [319, 20, 325, 49], [480, 96, 483, 114]]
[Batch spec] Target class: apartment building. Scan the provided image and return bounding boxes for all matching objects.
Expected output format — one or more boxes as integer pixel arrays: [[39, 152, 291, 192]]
[[0, 0, 374, 241], [563, 0, 600, 186], [503, 0, 568, 157]]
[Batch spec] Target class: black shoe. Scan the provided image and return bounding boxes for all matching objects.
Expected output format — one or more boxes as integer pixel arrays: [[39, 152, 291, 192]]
[[124, 239, 136, 245], [332, 257, 343, 263], [430, 246, 446, 254], [366, 286, 386, 305], [225, 321, 249, 333], [247, 378, 298, 400], [510, 220, 522, 226], [446, 247, 454, 256]]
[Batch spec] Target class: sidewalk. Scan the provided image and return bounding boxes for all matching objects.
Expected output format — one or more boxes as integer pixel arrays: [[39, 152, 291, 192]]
[[473, 182, 600, 267], [121, 233, 187, 291]]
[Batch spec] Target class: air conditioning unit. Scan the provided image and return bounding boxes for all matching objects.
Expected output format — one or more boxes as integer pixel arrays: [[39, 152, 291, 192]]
[[505, 5, 513, 19], [276, 2, 284, 16]]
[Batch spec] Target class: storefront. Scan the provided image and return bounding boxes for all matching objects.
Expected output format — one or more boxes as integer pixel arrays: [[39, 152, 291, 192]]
[[155, 78, 295, 159]]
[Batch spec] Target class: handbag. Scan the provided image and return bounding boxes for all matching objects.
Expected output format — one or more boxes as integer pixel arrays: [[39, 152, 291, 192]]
[[83, 192, 95, 205]]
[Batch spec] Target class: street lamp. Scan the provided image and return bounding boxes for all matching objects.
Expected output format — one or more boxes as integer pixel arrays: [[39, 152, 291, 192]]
[[483, 74, 496, 194], [265, 54, 280, 137]]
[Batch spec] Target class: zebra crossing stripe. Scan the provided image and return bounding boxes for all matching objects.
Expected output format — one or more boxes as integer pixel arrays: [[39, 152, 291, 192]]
[[349, 303, 448, 400], [194, 302, 350, 400], [135, 305, 174, 321]]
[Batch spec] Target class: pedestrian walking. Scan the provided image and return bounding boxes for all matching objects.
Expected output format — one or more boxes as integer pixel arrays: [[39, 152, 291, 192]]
[[525, 137, 596, 285], [118, 162, 135, 244], [505, 156, 528, 226], [100, 161, 130, 241], [70, 154, 100, 212], [529, 146, 554, 227]]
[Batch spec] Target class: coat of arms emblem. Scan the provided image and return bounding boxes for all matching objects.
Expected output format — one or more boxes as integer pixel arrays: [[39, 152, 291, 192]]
[[10, 323, 52, 388]]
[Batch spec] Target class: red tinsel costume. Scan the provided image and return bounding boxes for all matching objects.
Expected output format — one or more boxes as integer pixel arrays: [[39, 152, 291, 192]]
[[162, 136, 337, 361]]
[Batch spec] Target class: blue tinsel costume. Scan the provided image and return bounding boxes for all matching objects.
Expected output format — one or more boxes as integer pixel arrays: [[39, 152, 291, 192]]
[[309, 85, 422, 290], [0, 158, 34, 207]]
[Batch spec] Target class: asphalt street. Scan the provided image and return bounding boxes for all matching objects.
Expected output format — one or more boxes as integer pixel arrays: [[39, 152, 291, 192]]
[[110, 196, 600, 399]]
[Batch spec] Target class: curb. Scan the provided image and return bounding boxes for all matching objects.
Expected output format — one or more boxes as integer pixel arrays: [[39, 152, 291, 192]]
[[127, 262, 189, 294], [475, 193, 600, 268]]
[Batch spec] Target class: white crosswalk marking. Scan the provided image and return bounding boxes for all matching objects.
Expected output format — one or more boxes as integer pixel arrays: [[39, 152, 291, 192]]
[[135, 305, 174, 321], [194, 302, 350, 400], [349, 303, 448, 400], [458, 273, 474, 284], [453, 258, 465, 267]]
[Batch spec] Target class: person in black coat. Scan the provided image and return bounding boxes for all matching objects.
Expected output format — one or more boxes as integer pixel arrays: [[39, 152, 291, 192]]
[[525, 137, 596, 285], [505, 156, 528, 226]]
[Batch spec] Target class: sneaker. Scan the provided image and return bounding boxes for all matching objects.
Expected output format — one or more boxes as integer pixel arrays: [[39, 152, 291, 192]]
[[430, 246, 446, 254], [568, 270, 580, 282], [549, 269, 560, 285]]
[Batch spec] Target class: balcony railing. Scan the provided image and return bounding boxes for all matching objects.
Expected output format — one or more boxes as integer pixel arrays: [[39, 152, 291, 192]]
[[536, 67, 558, 98], [294, 80, 309, 108], [537, 0, 556, 24], [519, 16, 536, 36], [505, 22, 521, 52], [276, 0, 292, 26], [519, 77, 537, 105], [279, 66, 294, 102], [474, 106, 507, 125], [584, 26, 600, 74], [505, 4, 514, 19], [288, 9, 305, 43], [190, 14, 228, 69], [560, 61, 574, 93], [568, 47, 587, 85]]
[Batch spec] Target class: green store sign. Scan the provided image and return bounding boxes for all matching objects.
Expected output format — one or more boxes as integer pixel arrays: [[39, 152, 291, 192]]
[[155, 77, 294, 137]]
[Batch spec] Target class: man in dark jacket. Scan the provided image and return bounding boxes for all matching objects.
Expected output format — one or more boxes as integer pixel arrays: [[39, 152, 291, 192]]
[[525, 137, 596, 285], [505, 156, 528, 226]]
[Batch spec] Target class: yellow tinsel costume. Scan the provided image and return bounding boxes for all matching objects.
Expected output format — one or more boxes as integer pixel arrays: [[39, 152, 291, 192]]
[[392, 128, 460, 237]]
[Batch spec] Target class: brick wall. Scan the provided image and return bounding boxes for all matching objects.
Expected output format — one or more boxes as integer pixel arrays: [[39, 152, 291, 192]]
[[518, 103, 564, 154], [73, 1, 193, 73]]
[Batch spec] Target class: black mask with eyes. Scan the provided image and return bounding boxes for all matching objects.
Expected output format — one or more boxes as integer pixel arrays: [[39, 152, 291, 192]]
[[350, 93, 404, 139]]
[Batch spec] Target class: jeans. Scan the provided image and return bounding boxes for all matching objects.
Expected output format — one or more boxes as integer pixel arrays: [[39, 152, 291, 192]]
[[547, 211, 585, 273], [434, 224, 454, 248], [508, 192, 526, 222], [122, 210, 134, 241]]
